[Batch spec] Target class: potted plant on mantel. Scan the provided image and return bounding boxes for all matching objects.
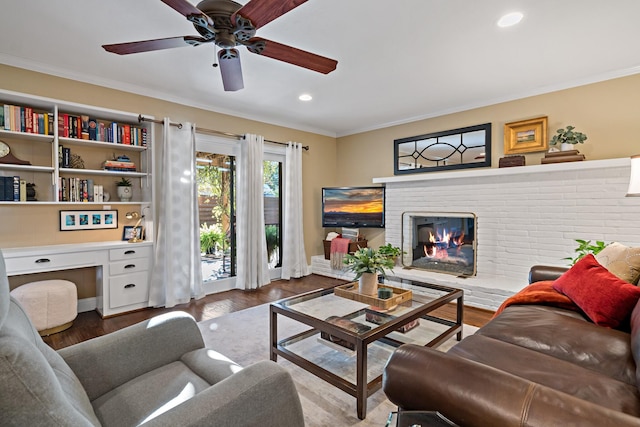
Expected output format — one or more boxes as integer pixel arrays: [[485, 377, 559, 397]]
[[116, 177, 133, 202], [343, 247, 395, 296], [549, 125, 588, 151]]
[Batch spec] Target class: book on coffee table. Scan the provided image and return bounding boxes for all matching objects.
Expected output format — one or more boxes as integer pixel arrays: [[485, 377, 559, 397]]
[[365, 307, 420, 333], [319, 316, 371, 350]]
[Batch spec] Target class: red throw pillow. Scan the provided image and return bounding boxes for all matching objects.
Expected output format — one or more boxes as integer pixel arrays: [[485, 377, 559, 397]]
[[552, 254, 640, 329]]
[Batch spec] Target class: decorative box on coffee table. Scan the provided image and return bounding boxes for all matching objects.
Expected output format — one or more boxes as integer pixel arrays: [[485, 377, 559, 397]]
[[334, 282, 412, 309]]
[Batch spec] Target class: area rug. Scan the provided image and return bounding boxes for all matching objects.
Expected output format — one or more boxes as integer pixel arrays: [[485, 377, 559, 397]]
[[198, 303, 478, 427]]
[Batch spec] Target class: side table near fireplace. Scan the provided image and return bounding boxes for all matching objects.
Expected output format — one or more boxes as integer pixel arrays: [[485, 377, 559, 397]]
[[270, 278, 463, 420]]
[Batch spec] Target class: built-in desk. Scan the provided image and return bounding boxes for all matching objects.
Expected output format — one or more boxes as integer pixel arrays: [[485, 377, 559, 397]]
[[3, 241, 153, 317]]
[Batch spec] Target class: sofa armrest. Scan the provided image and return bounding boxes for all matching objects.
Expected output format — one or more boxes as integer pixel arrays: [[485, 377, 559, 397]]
[[58, 311, 205, 401], [529, 265, 568, 283], [383, 344, 640, 427], [143, 360, 304, 427]]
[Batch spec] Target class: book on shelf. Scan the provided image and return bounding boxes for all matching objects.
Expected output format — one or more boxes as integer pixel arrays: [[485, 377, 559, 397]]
[[19, 108, 25, 132], [545, 149, 580, 157], [540, 149, 585, 164], [98, 122, 105, 142], [0, 176, 23, 202], [88, 117, 98, 140], [80, 115, 90, 140], [69, 115, 78, 139], [25, 107, 33, 133], [19, 179, 26, 202], [103, 160, 136, 171], [12, 176, 19, 202], [62, 147, 71, 168]]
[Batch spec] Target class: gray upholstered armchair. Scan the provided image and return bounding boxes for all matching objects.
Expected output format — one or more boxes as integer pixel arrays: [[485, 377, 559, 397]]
[[0, 249, 304, 426]]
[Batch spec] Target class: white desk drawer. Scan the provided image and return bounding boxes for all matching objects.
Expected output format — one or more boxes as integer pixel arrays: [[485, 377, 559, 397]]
[[5, 251, 100, 275], [109, 246, 152, 262], [110, 258, 150, 276], [109, 272, 149, 308]]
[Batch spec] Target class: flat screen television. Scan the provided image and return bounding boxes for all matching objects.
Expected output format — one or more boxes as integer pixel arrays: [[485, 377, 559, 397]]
[[322, 186, 385, 228]]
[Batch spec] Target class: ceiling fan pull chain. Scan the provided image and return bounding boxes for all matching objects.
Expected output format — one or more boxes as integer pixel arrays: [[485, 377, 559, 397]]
[[212, 45, 219, 68]]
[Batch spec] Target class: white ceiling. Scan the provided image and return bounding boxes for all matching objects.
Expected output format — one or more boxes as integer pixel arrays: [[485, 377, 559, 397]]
[[2, 0, 640, 137]]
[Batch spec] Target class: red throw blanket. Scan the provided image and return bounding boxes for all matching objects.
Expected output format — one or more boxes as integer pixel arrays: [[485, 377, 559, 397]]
[[493, 280, 580, 318], [330, 237, 351, 270]]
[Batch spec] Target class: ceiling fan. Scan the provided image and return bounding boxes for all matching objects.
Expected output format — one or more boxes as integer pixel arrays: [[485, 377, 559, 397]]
[[102, 0, 338, 91]]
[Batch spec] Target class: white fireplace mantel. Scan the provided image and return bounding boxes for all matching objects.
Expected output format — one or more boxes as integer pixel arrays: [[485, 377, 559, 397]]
[[373, 156, 639, 310], [373, 157, 630, 185]]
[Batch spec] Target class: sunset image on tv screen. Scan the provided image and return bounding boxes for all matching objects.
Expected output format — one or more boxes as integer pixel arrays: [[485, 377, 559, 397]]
[[322, 187, 384, 227]]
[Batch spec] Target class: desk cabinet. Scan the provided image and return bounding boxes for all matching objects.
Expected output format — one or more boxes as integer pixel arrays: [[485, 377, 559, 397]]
[[4, 241, 153, 317]]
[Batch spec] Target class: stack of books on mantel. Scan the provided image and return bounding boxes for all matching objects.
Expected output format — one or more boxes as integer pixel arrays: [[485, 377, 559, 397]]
[[541, 149, 585, 164]]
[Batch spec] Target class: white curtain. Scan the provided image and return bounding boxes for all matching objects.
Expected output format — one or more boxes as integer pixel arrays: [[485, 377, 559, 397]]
[[235, 133, 270, 289], [149, 119, 204, 308], [281, 142, 310, 279]]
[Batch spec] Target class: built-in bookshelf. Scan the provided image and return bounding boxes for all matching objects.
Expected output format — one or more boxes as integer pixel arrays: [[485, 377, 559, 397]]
[[0, 89, 154, 205]]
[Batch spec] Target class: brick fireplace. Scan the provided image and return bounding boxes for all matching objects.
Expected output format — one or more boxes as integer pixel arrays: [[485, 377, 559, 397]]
[[375, 157, 640, 310]]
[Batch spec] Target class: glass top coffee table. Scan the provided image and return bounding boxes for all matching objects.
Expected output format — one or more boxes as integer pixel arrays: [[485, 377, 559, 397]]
[[270, 278, 463, 420]]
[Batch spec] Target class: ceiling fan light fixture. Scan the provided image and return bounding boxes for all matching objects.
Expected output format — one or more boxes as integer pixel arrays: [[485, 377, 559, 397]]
[[497, 12, 523, 28], [298, 94, 313, 101]]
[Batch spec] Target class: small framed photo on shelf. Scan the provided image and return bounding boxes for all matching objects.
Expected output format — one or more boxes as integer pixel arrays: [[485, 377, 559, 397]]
[[60, 210, 118, 231], [504, 116, 548, 154], [122, 226, 144, 241]]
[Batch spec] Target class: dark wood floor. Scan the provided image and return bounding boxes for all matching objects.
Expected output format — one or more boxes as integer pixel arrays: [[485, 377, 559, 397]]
[[43, 274, 494, 350]]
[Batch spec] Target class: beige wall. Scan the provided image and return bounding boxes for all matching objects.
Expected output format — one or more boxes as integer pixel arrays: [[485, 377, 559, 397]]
[[336, 73, 640, 248], [0, 64, 338, 259], [3, 64, 640, 265]]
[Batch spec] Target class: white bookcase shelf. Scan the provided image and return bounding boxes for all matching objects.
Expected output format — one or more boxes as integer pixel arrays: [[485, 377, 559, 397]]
[[0, 88, 154, 205]]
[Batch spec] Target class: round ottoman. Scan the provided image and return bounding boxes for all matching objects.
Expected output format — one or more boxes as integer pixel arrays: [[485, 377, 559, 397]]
[[10, 280, 78, 336]]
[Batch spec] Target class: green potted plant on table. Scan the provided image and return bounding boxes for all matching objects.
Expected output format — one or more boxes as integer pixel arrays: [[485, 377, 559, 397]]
[[549, 125, 587, 151], [116, 177, 133, 202], [343, 247, 395, 296]]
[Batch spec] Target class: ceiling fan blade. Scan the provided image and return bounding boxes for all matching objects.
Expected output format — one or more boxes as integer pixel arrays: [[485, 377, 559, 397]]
[[233, 0, 308, 29], [161, 0, 213, 27], [219, 49, 244, 91], [247, 37, 337, 74], [102, 36, 207, 55]]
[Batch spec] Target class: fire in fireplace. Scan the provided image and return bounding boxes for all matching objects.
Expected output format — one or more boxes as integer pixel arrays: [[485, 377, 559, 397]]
[[401, 212, 477, 277]]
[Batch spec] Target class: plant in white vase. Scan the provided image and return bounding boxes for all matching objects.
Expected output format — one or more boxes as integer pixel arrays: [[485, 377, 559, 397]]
[[343, 247, 395, 296], [549, 125, 587, 151], [116, 177, 133, 202]]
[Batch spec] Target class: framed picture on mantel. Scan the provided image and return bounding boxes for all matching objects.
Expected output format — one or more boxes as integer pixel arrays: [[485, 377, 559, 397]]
[[504, 116, 548, 154]]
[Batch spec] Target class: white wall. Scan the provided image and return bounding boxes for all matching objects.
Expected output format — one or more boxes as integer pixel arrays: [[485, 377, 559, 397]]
[[377, 158, 640, 309]]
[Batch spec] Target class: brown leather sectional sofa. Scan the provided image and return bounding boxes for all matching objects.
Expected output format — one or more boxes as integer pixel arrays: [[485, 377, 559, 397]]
[[383, 265, 640, 426]]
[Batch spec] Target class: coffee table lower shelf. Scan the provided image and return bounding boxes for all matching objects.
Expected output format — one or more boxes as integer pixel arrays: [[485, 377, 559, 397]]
[[269, 283, 464, 420]]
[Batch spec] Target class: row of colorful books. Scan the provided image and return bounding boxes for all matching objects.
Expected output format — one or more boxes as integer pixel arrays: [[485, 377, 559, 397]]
[[0, 176, 27, 201], [0, 103, 148, 147], [59, 178, 106, 202], [58, 114, 147, 146], [1, 104, 54, 135]]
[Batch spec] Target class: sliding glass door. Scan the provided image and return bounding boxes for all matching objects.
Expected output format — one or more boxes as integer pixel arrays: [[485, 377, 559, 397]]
[[196, 134, 285, 290], [264, 156, 282, 272]]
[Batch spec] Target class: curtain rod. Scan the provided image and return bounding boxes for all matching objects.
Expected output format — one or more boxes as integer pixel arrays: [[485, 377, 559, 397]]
[[138, 115, 309, 151]]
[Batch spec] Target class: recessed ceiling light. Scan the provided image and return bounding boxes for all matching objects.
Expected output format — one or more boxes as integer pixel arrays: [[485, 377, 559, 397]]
[[497, 12, 523, 28], [298, 94, 313, 101]]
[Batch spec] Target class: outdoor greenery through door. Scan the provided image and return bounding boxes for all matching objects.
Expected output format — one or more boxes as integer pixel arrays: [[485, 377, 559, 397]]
[[197, 150, 282, 284]]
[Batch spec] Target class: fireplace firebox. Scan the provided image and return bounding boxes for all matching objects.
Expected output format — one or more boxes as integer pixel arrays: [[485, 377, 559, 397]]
[[401, 212, 477, 277]]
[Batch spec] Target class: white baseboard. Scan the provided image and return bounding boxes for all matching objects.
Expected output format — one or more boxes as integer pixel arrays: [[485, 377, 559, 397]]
[[77, 297, 97, 313]]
